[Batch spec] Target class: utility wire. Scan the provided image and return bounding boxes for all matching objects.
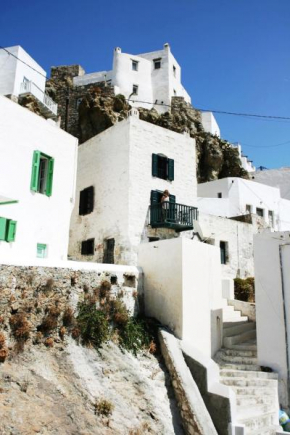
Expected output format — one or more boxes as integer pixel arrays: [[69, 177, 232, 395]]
[[1, 45, 290, 121], [0, 46, 47, 79]]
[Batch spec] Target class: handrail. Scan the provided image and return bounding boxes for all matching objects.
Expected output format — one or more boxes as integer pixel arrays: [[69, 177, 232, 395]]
[[149, 202, 198, 227], [19, 81, 58, 116]]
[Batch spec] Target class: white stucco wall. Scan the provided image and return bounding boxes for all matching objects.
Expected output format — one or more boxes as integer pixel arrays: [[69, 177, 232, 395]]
[[197, 177, 290, 231], [69, 112, 197, 265], [254, 230, 290, 409], [73, 44, 191, 114], [0, 96, 78, 262], [198, 212, 255, 280], [0, 46, 46, 97], [138, 237, 223, 357], [201, 112, 220, 137], [252, 167, 290, 200]]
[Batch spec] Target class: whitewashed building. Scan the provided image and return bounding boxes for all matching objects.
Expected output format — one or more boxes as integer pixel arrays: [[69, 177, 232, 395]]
[[69, 109, 197, 265], [197, 177, 290, 231], [73, 43, 191, 114], [0, 45, 58, 120], [0, 95, 78, 262]]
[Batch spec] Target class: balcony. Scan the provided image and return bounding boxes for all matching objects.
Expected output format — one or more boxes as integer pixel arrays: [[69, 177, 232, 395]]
[[19, 81, 58, 119], [149, 202, 198, 232]]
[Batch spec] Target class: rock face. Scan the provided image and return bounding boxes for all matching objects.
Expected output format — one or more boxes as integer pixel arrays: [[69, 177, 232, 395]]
[[46, 65, 248, 183]]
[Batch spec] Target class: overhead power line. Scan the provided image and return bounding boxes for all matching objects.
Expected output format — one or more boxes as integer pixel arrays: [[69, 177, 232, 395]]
[[1, 46, 290, 121]]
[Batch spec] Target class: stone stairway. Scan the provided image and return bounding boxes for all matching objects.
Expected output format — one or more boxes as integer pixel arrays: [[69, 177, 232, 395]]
[[214, 304, 281, 434]]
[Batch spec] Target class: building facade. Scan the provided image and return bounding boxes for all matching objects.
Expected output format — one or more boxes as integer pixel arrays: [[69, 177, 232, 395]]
[[69, 109, 197, 265], [0, 95, 78, 262]]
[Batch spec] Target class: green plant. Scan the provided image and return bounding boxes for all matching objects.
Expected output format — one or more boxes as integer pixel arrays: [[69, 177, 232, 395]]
[[234, 277, 255, 302], [94, 398, 114, 417], [119, 317, 151, 355], [77, 301, 110, 348]]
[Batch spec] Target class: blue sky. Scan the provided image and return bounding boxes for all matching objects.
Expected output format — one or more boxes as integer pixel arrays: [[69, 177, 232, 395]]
[[1, 0, 289, 169]]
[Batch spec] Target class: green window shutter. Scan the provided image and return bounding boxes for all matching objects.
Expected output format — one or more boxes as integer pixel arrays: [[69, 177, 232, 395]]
[[0, 217, 7, 241], [46, 157, 54, 197], [169, 194, 176, 203], [6, 220, 17, 242], [152, 154, 158, 177], [150, 190, 160, 205], [168, 158, 174, 181], [30, 150, 41, 191]]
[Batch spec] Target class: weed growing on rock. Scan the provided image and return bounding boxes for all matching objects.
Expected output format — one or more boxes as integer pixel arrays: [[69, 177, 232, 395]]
[[94, 398, 114, 417], [77, 301, 110, 349], [42, 278, 54, 293], [119, 318, 151, 356], [234, 277, 255, 302], [0, 332, 8, 362], [110, 299, 129, 326], [10, 313, 31, 343], [62, 307, 75, 327], [99, 280, 111, 298], [129, 421, 152, 435], [40, 306, 60, 334]]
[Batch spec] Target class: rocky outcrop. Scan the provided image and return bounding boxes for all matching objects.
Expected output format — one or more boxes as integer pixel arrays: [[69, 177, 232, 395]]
[[18, 94, 43, 118]]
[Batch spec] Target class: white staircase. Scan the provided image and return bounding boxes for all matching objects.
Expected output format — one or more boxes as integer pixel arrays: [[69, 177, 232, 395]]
[[214, 304, 281, 435]]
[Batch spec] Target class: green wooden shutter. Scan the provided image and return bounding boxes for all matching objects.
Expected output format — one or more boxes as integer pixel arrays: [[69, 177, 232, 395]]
[[168, 158, 174, 181], [30, 150, 41, 191], [169, 194, 176, 203], [150, 190, 160, 204], [0, 217, 7, 241], [46, 157, 54, 197], [6, 220, 17, 242], [152, 154, 158, 177]]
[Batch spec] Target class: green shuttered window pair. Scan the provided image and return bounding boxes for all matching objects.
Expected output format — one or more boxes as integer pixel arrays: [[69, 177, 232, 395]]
[[0, 217, 17, 242], [152, 154, 174, 181], [30, 150, 54, 197]]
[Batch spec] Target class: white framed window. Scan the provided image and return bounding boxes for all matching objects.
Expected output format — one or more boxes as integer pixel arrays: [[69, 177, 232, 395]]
[[132, 60, 138, 71], [153, 58, 161, 69], [132, 84, 138, 95]]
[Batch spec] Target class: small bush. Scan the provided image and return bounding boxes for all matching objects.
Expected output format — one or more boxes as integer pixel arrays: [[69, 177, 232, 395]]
[[111, 299, 129, 326], [99, 281, 111, 298], [94, 398, 114, 417], [42, 278, 54, 293], [77, 302, 110, 349], [44, 337, 54, 347], [59, 326, 66, 340], [119, 318, 151, 355], [0, 332, 8, 362], [40, 306, 60, 334], [62, 307, 75, 327], [234, 277, 255, 302], [10, 313, 31, 342]]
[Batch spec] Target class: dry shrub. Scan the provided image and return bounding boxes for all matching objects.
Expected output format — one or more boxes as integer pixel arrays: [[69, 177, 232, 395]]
[[71, 327, 80, 340], [99, 281, 111, 298], [234, 277, 255, 302], [40, 306, 60, 333], [44, 337, 54, 347], [34, 331, 43, 344], [62, 307, 75, 327], [111, 300, 129, 326], [0, 316, 4, 324], [59, 326, 66, 340], [94, 398, 114, 417], [10, 313, 31, 342], [148, 340, 157, 354], [43, 278, 54, 292], [0, 332, 8, 362]]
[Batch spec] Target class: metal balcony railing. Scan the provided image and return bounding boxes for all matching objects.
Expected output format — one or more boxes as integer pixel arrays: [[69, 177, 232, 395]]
[[149, 202, 198, 232], [19, 81, 58, 117]]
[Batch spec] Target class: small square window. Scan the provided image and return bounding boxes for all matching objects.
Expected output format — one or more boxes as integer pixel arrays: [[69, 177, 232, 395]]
[[173, 65, 176, 77], [132, 84, 138, 95], [37, 243, 47, 258], [81, 238, 95, 256], [220, 241, 228, 265], [132, 60, 138, 71], [153, 59, 161, 69], [256, 207, 264, 217], [217, 193, 222, 198]]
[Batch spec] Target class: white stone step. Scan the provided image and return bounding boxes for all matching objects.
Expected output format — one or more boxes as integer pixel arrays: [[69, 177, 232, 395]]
[[224, 320, 249, 329], [225, 342, 257, 351], [224, 329, 256, 347], [219, 363, 261, 371], [236, 394, 274, 407], [220, 369, 277, 380], [240, 411, 276, 431], [231, 386, 277, 396], [223, 315, 249, 323], [217, 353, 258, 365], [237, 403, 275, 420], [221, 376, 277, 388], [219, 349, 257, 358], [223, 322, 256, 338]]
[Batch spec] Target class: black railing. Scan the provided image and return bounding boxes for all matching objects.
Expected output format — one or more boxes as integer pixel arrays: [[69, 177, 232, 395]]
[[149, 202, 198, 232]]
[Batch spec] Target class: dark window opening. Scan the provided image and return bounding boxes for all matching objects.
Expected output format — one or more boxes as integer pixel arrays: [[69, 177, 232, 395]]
[[148, 237, 160, 242], [152, 154, 174, 181], [246, 204, 252, 214], [132, 60, 138, 71], [103, 238, 115, 264], [110, 275, 117, 285], [256, 207, 264, 217], [220, 241, 228, 265], [154, 58, 161, 69], [132, 84, 138, 95], [81, 238, 95, 255], [217, 192, 222, 198], [79, 186, 94, 215], [173, 65, 176, 77]]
